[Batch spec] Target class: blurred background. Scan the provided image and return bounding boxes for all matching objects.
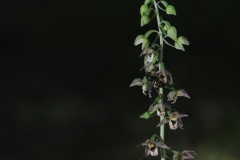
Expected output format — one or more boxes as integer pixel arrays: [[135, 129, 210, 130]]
[[0, 0, 240, 159]]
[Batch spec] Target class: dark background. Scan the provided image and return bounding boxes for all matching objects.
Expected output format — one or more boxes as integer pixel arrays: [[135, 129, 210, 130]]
[[0, 0, 240, 159]]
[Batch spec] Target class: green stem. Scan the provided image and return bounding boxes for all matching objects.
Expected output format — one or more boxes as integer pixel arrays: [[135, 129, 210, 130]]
[[153, 0, 165, 160]]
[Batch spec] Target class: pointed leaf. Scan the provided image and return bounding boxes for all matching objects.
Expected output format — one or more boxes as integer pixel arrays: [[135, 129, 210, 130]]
[[166, 5, 176, 15], [177, 36, 190, 45], [167, 110, 172, 116], [141, 14, 150, 27], [150, 134, 157, 141], [143, 76, 147, 83], [167, 26, 177, 40], [174, 41, 185, 51], [140, 5, 149, 16], [140, 112, 151, 119], [160, 1, 168, 7]]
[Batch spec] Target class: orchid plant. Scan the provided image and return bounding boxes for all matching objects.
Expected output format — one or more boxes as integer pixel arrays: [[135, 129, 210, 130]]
[[129, 0, 196, 160]]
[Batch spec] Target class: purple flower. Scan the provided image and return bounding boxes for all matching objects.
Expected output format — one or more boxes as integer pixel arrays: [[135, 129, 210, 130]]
[[138, 139, 170, 157], [156, 111, 188, 130]]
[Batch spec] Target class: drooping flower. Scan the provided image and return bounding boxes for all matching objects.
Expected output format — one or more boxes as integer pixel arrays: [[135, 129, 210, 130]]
[[167, 89, 190, 104], [137, 139, 170, 157], [156, 111, 188, 130], [172, 150, 196, 160], [140, 47, 159, 71], [148, 102, 172, 116], [146, 68, 173, 90], [129, 78, 152, 98]]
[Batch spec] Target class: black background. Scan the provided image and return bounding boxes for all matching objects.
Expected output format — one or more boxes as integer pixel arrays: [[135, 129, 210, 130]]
[[1, 0, 240, 159]]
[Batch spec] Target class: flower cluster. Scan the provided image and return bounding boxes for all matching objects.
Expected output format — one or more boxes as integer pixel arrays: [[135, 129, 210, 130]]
[[130, 0, 196, 159]]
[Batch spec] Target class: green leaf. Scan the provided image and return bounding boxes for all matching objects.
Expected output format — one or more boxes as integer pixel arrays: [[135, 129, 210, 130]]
[[174, 41, 185, 51], [163, 20, 171, 31], [141, 14, 150, 27], [144, 30, 157, 38], [140, 5, 149, 16], [166, 5, 176, 15], [134, 35, 150, 50], [144, 0, 152, 4], [167, 110, 172, 116], [177, 36, 190, 45], [140, 112, 151, 119], [143, 76, 147, 83], [167, 26, 177, 40], [160, 1, 168, 7], [150, 134, 157, 140]]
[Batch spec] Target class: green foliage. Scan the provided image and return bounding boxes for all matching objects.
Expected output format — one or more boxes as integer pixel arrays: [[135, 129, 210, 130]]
[[131, 0, 194, 159], [166, 5, 176, 15], [140, 5, 149, 16], [167, 26, 177, 40], [134, 35, 150, 50], [140, 112, 151, 119]]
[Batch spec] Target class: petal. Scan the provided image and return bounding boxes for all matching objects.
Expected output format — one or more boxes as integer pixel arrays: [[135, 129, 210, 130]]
[[129, 78, 143, 87], [137, 139, 150, 147], [177, 118, 183, 128], [182, 150, 196, 155], [142, 82, 151, 97], [142, 83, 148, 95], [178, 113, 188, 118], [156, 119, 169, 127], [182, 150, 196, 159], [158, 103, 165, 111], [144, 55, 149, 65], [146, 147, 150, 157], [148, 53, 155, 63], [148, 104, 158, 112], [140, 47, 154, 57], [183, 153, 195, 159], [164, 103, 172, 110], [150, 147, 158, 156], [156, 142, 170, 149], [157, 109, 165, 116], [169, 121, 178, 130], [167, 91, 176, 101], [177, 89, 190, 99], [167, 72, 173, 84], [156, 103, 165, 116], [145, 63, 156, 72], [173, 154, 179, 160]]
